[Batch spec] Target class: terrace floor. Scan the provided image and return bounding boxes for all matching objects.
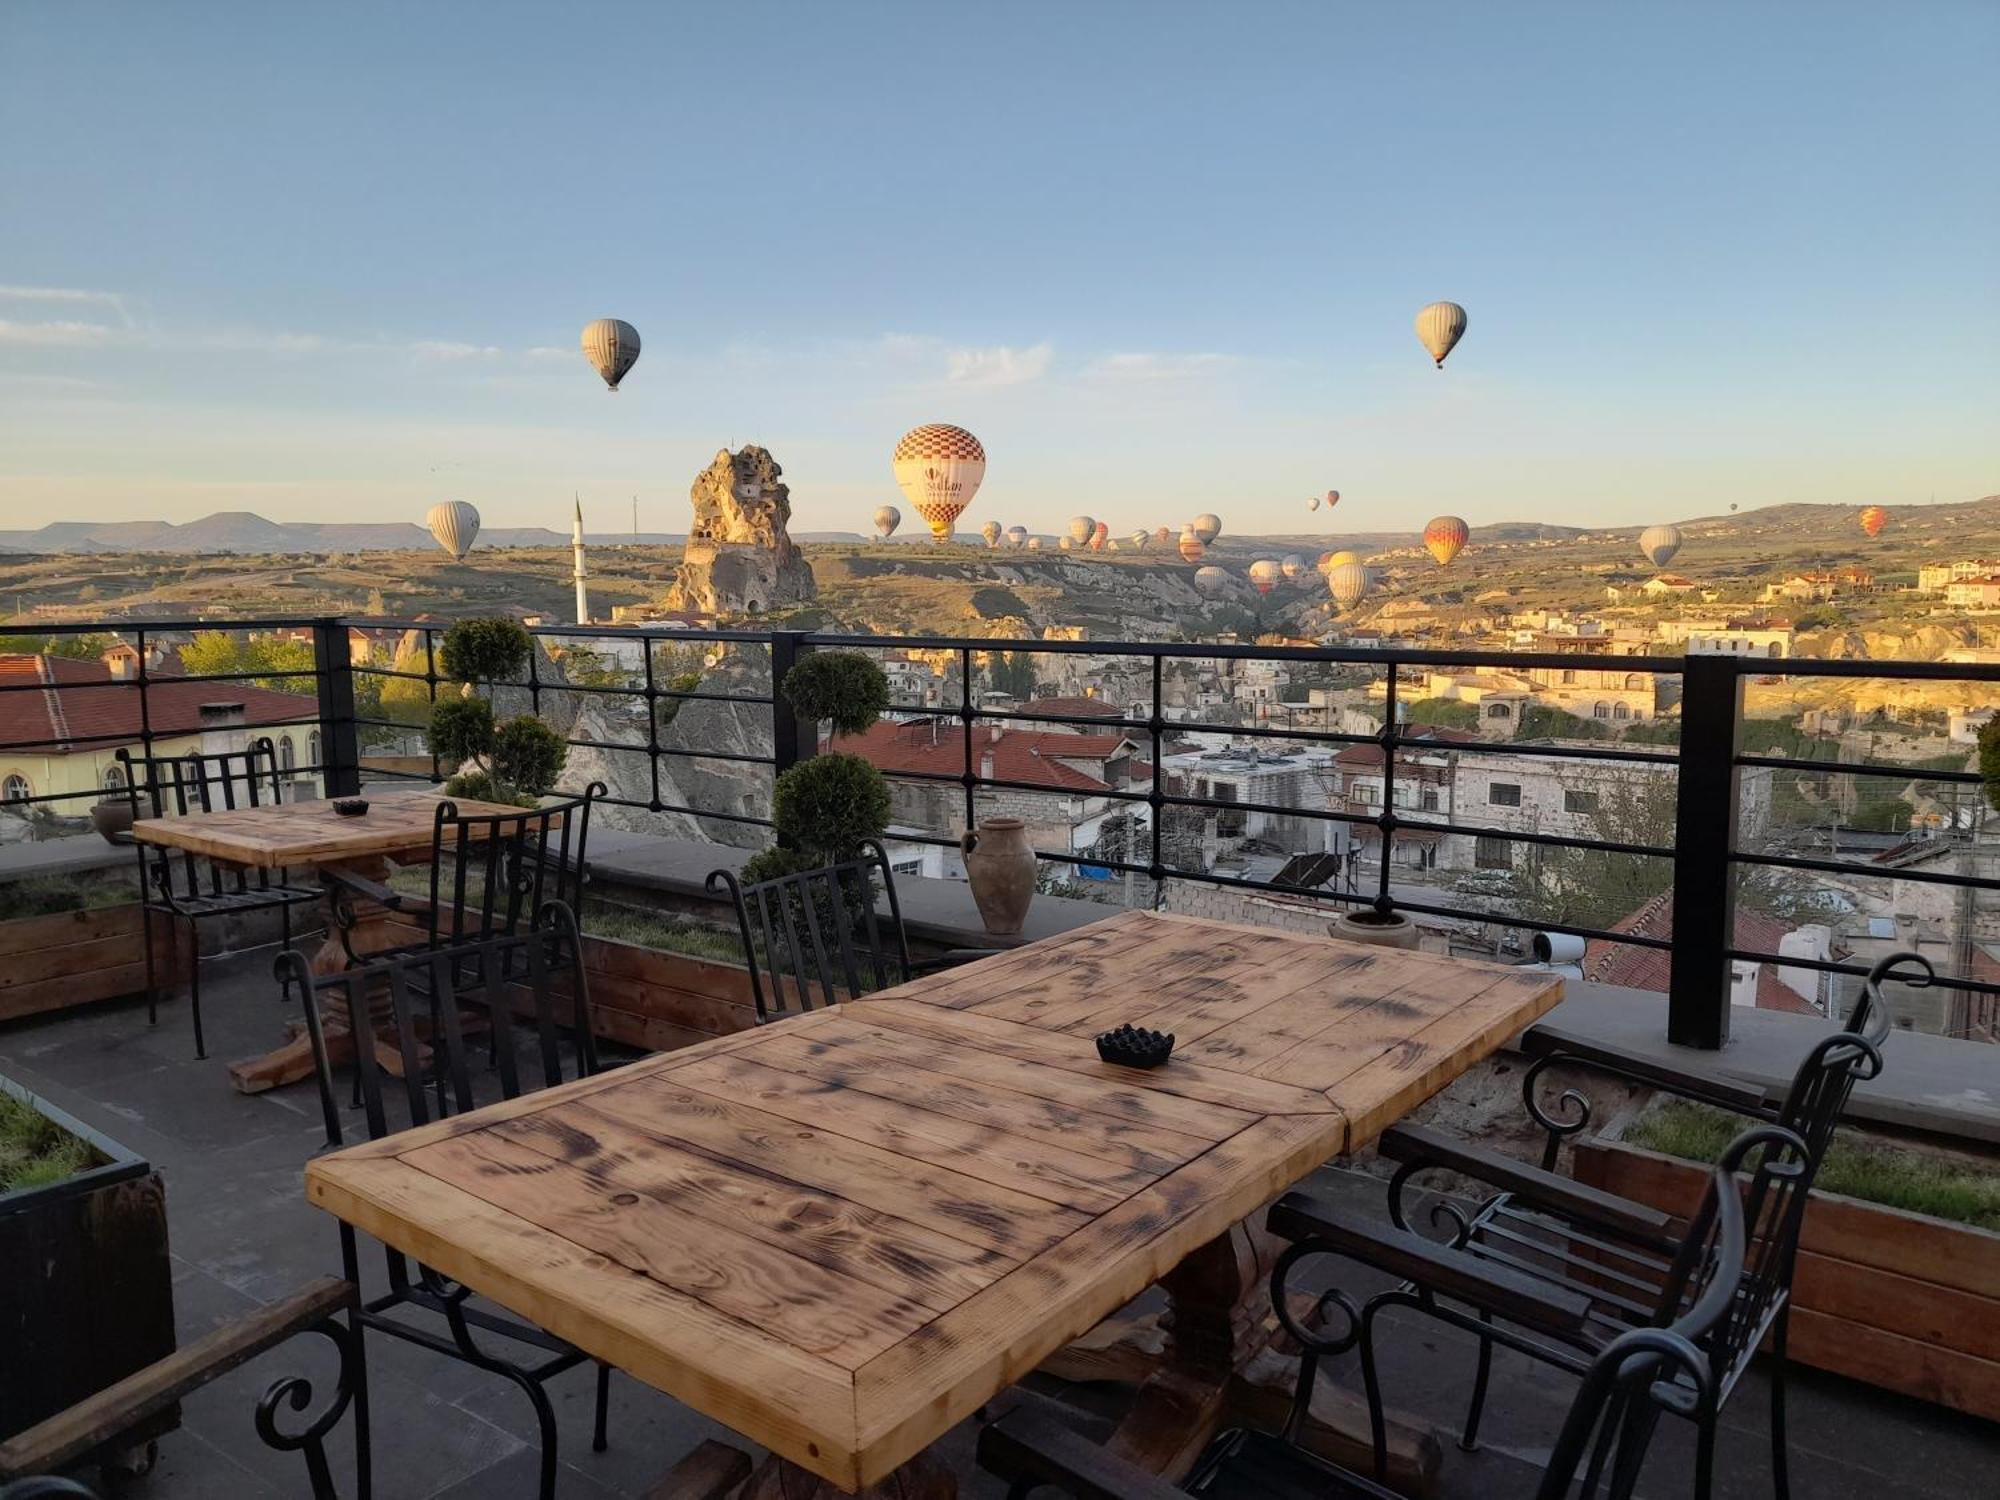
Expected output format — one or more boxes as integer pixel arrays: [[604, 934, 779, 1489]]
[[2, 954, 1994, 1499]]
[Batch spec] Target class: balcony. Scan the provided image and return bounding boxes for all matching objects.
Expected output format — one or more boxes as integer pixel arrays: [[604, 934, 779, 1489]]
[[1, 616, 1995, 1498]]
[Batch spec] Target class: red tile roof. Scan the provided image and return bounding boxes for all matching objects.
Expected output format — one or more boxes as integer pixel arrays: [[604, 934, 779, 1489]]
[[831, 719, 1141, 794], [0, 655, 319, 754], [1015, 696, 1122, 722], [1333, 725, 1478, 769], [1584, 891, 1837, 1013]]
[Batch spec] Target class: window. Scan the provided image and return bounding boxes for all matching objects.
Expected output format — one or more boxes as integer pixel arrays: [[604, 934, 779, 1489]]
[[1767, 641, 1782, 659], [1, 773, 28, 803], [1624, 673, 1645, 690], [1475, 835, 1511, 870], [308, 730, 322, 767], [1560, 670, 1577, 685], [1612, 702, 1631, 721], [1593, 701, 1611, 719], [1488, 782, 1521, 808], [1564, 789, 1599, 814], [892, 859, 922, 876], [1420, 783, 1440, 811], [102, 764, 126, 791], [1485, 702, 1512, 719], [279, 735, 296, 772]]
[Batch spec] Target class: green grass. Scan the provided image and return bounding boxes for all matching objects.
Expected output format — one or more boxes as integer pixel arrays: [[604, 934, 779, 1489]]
[[0, 1090, 99, 1194], [0, 875, 135, 922], [1626, 1100, 2000, 1231], [384, 867, 744, 963]]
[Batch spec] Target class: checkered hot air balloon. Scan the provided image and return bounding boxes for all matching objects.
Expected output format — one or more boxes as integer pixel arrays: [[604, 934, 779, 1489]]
[[1424, 515, 1469, 567], [892, 424, 985, 541]]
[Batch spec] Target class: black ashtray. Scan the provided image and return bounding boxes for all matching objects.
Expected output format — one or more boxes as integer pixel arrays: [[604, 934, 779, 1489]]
[[332, 798, 370, 817], [1095, 1024, 1175, 1069]]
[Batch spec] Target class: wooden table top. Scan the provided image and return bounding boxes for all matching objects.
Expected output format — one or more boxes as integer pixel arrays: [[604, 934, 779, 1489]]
[[304, 912, 1562, 1490], [131, 792, 530, 869]]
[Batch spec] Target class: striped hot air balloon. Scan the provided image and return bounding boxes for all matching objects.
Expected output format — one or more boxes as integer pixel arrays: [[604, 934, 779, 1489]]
[[1415, 302, 1467, 368], [580, 319, 641, 391], [425, 501, 480, 560], [1859, 505, 1889, 538], [1637, 524, 1683, 570], [1248, 559, 1283, 595], [1281, 553, 1306, 579], [1322, 549, 1361, 575], [892, 423, 986, 541], [1129, 529, 1150, 550], [1067, 515, 1095, 545], [1005, 525, 1029, 549], [1191, 513, 1222, 545], [1328, 561, 1370, 609], [1424, 515, 1469, 566], [1179, 528, 1205, 563], [872, 504, 901, 539], [1194, 565, 1230, 597]]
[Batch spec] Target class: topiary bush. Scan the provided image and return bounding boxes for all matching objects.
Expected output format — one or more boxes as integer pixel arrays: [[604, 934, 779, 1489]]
[[492, 715, 566, 801], [428, 695, 495, 766], [770, 752, 891, 861], [782, 651, 890, 736], [438, 616, 532, 688]]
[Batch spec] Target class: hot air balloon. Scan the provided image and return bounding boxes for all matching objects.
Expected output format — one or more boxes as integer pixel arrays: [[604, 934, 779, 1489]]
[[1128, 529, 1150, 550], [1179, 528, 1206, 563], [1859, 506, 1889, 538], [425, 501, 480, 560], [1191, 513, 1222, 546], [1637, 524, 1683, 570], [1090, 520, 1110, 552], [1106, 539, 1120, 553], [1308, 496, 1321, 512], [580, 319, 641, 391], [1006, 524, 1029, 549], [1415, 302, 1467, 368], [1067, 515, 1095, 545], [1248, 560, 1282, 595], [872, 504, 901, 540], [892, 423, 986, 541], [1423, 515, 1469, 567], [1328, 560, 1370, 610], [1281, 554, 1306, 580], [980, 520, 1002, 548], [1027, 536, 1045, 551], [1153, 526, 1173, 546], [1194, 565, 1230, 597], [1059, 536, 1074, 552], [1326, 490, 1340, 509], [1729, 503, 1739, 513], [1316, 551, 1338, 571]]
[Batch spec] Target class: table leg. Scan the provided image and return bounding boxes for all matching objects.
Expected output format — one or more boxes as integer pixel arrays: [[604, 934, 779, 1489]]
[[740, 1447, 953, 1500]]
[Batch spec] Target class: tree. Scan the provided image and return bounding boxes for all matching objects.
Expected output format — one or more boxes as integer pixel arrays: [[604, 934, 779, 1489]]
[[179, 632, 316, 693], [1404, 697, 1478, 730], [988, 650, 1040, 701], [0, 633, 116, 660]]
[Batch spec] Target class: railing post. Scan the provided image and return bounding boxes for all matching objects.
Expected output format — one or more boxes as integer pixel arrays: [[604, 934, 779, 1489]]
[[312, 618, 362, 798], [769, 630, 814, 775], [1668, 653, 1742, 1049]]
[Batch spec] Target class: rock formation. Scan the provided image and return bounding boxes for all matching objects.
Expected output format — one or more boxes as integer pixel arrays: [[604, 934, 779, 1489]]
[[663, 446, 817, 616]]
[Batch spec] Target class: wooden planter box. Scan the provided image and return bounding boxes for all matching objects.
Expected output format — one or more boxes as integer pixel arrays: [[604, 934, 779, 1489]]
[[0, 1076, 177, 1452], [1573, 1128, 2000, 1421], [0, 905, 180, 1026]]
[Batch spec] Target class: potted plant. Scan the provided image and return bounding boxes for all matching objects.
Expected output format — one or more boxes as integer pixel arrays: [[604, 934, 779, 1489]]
[[427, 618, 568, 806], [0, 1075, 176, 1459], [1573, 1097, 2000, 1421]]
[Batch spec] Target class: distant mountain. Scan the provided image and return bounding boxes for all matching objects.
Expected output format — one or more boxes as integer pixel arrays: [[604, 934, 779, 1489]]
[[0, 512, 686, 554]]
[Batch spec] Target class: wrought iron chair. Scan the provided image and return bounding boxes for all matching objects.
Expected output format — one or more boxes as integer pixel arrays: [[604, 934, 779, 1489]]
[[978, 1140, 1755, 1500], [705, 839, 987, 1022], [324, 783, 606, 966], [279, 902, 610, 1500], [1341, 950, 1909, 1500], [116, 740, 322, 1059]]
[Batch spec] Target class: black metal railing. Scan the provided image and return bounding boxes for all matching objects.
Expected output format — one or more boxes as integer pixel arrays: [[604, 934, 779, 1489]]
[[5, 616, 1997, 1050]]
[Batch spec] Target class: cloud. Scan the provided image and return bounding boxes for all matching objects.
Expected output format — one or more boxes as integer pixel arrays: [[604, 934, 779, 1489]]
[[1079, 352, 1236, 383], [0, 285, 132, 326], [0, 319, 122, 347], [411, 340, 508, 362], [945, 342, 1054, 388]]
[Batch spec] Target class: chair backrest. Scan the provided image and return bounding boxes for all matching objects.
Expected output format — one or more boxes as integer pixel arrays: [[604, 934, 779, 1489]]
[[707, 839, 912, 1022], [277, 900, 598, 1152], [424, 782, 603, 949], [118, 738, 290, 897], [1537, 1153, 1749, 1500], [1776, 948, 1910, 1166]]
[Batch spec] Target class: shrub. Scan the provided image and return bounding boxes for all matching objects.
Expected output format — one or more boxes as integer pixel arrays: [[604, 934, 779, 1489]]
[[428, 695, 495, 766], [782, 651, 890, 736], [770, 752, 890, 861], [1980, 717, 2000, 813], [438, 616, 532, 688], [492, 714, 567, 800]]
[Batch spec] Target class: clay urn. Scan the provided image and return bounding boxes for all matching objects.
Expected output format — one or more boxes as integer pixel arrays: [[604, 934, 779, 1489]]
[[960, 816, 1036, 936]]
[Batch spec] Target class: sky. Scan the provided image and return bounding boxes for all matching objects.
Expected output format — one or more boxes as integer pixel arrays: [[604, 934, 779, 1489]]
[[1, 1, 1995, 539]]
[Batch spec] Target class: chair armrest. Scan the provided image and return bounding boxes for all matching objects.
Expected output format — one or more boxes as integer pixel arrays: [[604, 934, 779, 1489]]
[[319, 864, 402, 911], [0, 1277, 356, 1480], [1379, 1124, 1675, 1246], [1521, 1029, 1771, 1116], [1266, 1194, 1593, 1338], [978, 1395, 1186, 1500]]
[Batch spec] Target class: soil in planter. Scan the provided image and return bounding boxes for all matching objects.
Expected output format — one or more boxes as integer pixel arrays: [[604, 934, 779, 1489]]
[[0, 873, 135, 922], [0, 1089, 99, 1193], [1627, 1100, 2000, 1231]]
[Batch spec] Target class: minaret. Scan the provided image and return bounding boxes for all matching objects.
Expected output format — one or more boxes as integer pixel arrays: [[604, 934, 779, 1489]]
[[571, 495, 590, 625]]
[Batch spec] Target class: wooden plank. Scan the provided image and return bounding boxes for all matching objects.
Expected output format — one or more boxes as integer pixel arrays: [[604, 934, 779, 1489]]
[[0, 930, 152, 990], [1082, 946, 1381, 1048], [0, 904, 142, 958], [1794, 1250, 2000, 1363], [850, 1111, 1345, 1487], [670, 1052, 1154, 1214], [0, 961, 154, 1023], [305, 1153, 862, 1487], [585, 1073, 1092, 1259], [967, 932, 1291, 1036], [846, 997, 1340, 1116], [1787, 1306, 2000, 1424], [131, 793, 529, 869], [1175, 956, 1466, 1078], [407, 1130, 940, 1368], [741, 1021, 1219, 1173], [494, 1105, 1009, 1310], [900, 914, 1171, 1013]]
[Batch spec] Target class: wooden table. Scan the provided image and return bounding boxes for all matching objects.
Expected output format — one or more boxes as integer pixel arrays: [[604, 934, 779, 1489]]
[[304, 911, 1562, 1494], [132, 793, 528, 1094]]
